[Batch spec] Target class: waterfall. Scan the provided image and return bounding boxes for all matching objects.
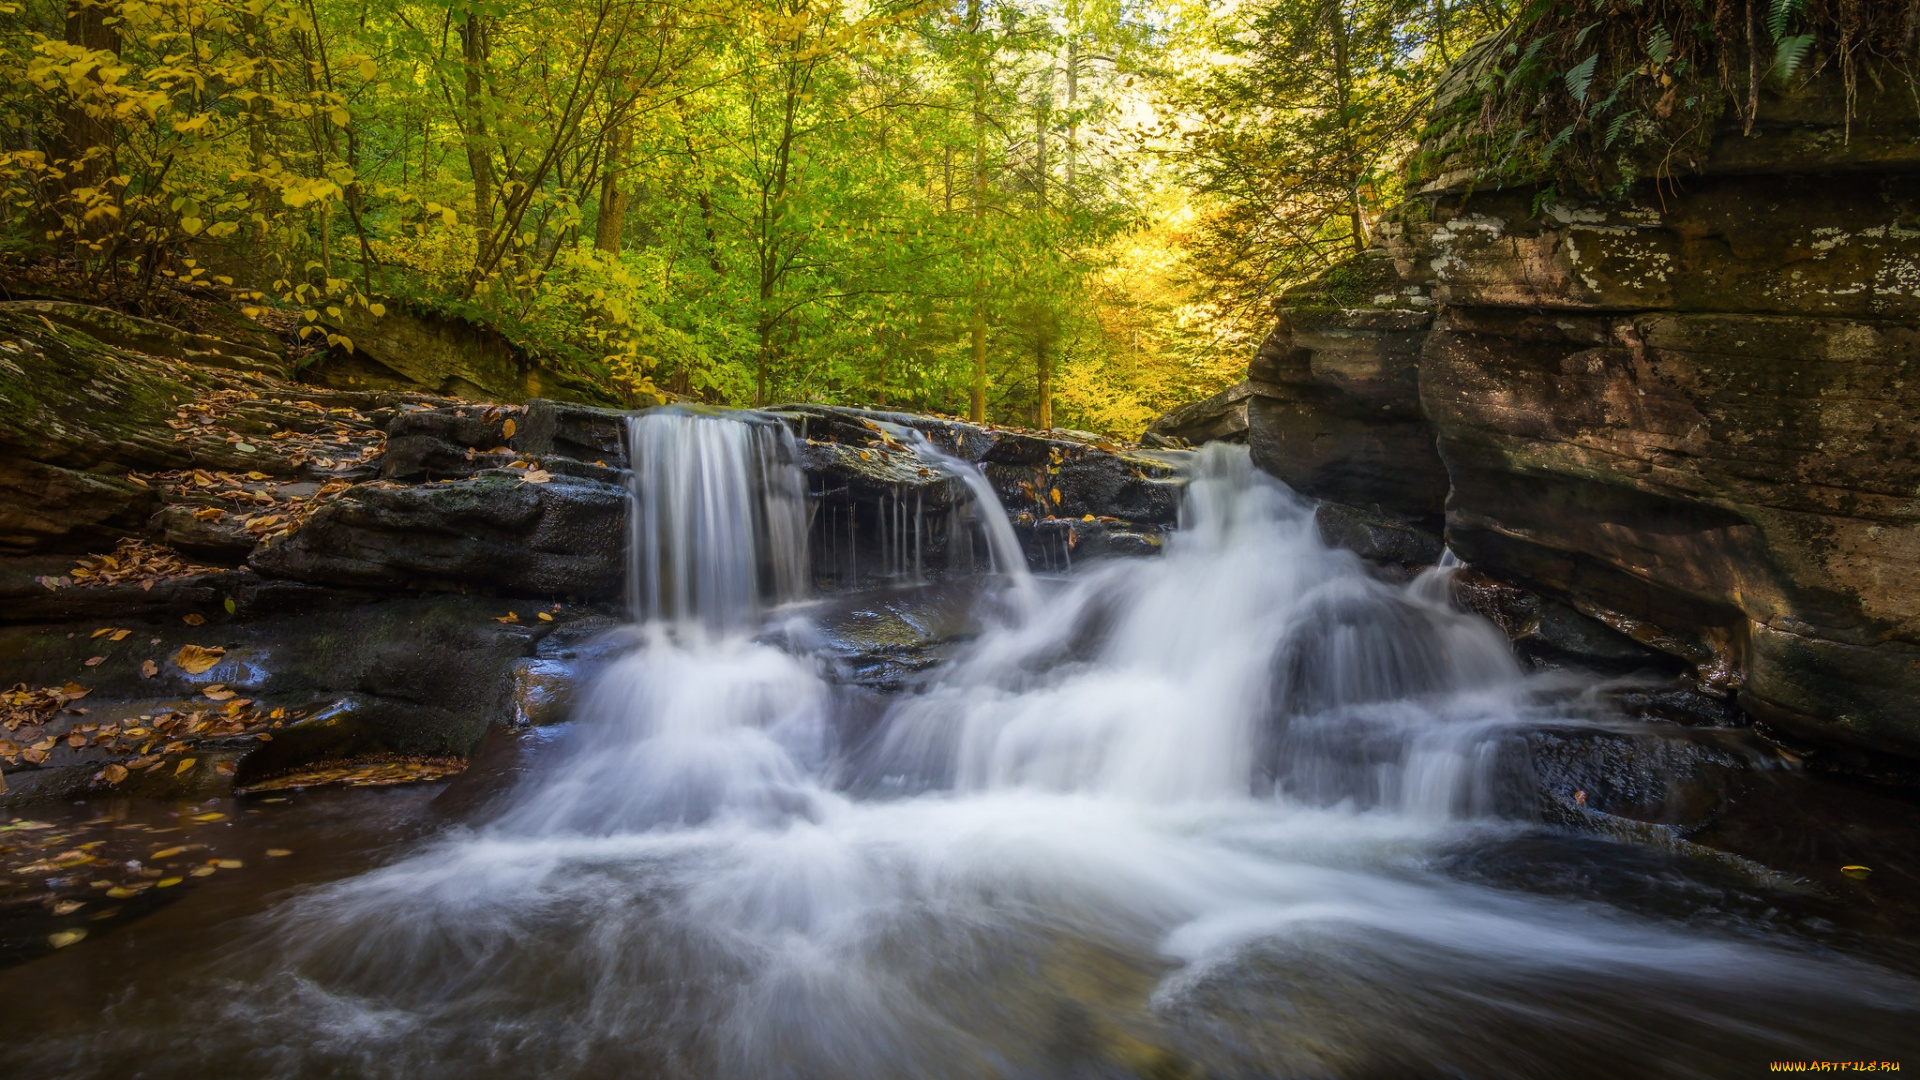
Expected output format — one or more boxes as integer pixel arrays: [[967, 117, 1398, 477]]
[[624, 408, 809, 630], [120, 418, 1914, 1080]]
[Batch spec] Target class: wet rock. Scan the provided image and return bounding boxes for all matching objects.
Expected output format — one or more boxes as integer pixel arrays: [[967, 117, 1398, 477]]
[[0, 595, 603, 803], [250, 473, 625, 600], [1526, 726, 1769, 833], [1311, 502, 1443, 569], [1147, 380, 1266, 445], [148, 504, 257, 563], [774, 584, 983, 692]]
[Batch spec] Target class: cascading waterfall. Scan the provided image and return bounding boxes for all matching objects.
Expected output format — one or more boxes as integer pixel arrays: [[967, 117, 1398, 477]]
[[33, 412, 1913, 1079], [624, 407, 809, 629]]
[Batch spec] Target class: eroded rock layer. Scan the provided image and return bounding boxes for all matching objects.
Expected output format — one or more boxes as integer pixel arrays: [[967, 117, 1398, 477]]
[[1213, 72, 1920, 758]]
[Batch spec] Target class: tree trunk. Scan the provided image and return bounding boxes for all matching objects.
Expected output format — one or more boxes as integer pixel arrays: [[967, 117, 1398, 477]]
[[1036, 329, 1052, 430], [58, 0, 121, 233], [967, 0, 988, 424], [1325, 0, 1367, 252], [458, 10, 495, 267], [593, 119, 631, 253]]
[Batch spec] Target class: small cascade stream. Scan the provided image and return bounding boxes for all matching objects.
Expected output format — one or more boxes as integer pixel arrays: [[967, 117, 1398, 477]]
[[10, 409, 1917, 1078]]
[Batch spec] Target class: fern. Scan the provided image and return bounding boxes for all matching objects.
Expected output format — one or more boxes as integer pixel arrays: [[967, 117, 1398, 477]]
[[1767, 0, 1805, 42], [1773, 34, 1815, 82], [1645, 25, 1673, 67], [1564, 53, 1599, 105], [1604, 109, 1639, 148]]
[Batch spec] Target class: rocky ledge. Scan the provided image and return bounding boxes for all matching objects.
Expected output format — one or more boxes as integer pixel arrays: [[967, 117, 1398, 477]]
[[1161, 68, 1920, 766], [0, 303, 1183, 806]]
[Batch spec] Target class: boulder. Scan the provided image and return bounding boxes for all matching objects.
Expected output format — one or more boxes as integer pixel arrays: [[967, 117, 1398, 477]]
[[250, 472, 626, 600], [311, 302, 636, 407], [1237, 252, 1450, 533]]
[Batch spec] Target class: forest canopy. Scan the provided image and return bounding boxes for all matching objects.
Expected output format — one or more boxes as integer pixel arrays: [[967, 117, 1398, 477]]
[[23, 0, 1896, 434]]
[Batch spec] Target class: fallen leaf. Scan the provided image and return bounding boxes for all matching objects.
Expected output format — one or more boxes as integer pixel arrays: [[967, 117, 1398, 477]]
[[266, 849, 292, 857], [189, 866, 215, 877], [48, 929, 87, 948], [84, 656, 104, 667], [174, 758, 197, 776], [182, 613, 206, 626], [141, 659, 158, 679], [156, 877, 183, 888], [104, 886, 138, 899], [101, 763, 128, 783], [90, 627, 115, 639], [202, 687, 236, 701], [502, 418, 517, 439], [537, 612, 554, 622], [173, 645, 226, 674], [1842, 865, 1873, 880], [191, 812, 225, 822], [215, 761, 236, 776], [492, 612, 520, 624], [151, 846, 186, 858], [110, 629, 130, 641], [52, 900, 83, 915], [519, 469, 552, 483], [216, 859, 243, 869]]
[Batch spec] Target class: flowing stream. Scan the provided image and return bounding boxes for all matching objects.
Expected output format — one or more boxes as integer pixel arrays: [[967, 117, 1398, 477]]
[[8, 408, 1917, 1078]]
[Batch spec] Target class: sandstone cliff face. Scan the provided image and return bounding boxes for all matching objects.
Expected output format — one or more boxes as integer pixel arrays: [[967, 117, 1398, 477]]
[[1235, 73, 1920, 759]]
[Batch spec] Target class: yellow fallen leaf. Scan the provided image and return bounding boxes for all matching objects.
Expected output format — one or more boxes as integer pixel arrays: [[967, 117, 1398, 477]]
[[48, 929, 87, 948], [266, 849, 292, 857], [52, 900, 83, 915], [191, 812, 225, 822], [110, 629, 130, 641], [216, 859, 243, 869], [537, 612, 554, 622], [183, 613, 206, 626], [189, 866, 215, 877], [102, 763, 128, 783], [141, 659, 158, 678], [202, 687, 236, 701], [1050, 488, 1061, 505], [173, 645, 226, 674], [1841, 865, 1872, 880], [492, 612, 519, 624], [502, 418, 517, 439], [90, 627, 115, 639], [174, 758, 197, 776], [156, 877, 182, 888], [151, 846, 185, 858], [104, 886, 138, 899]]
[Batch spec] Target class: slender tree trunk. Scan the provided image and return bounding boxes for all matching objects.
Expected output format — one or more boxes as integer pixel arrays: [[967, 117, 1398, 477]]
[[58, 0, 121, 236], [459, 10, 495, 267], [1065, 38, 1078, 192], [593, 119, 631, 252], [967, 0, 988, 423], [1325, 0, 1366, 252], [1036, 329, 1051, 430]]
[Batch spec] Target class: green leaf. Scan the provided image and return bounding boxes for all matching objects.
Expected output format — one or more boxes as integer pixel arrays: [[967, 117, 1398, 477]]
[[1773, 34, 1815, 82], [1564, 54, 1599, 106], [1645, 26, 1673, 67]]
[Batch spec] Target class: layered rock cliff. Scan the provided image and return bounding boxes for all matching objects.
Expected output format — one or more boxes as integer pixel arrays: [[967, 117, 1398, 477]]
[[1209, 71, 1920, 761]]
